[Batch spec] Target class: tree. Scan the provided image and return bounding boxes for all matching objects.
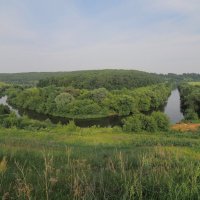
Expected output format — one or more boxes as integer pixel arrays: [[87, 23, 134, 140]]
[[55, 93, 74, 112], [0, 105, 10, 115], [113, 95, 137, 116], [90, 88, 109, 103], [152, 112, 170, 131], [185, 109, 199, 120], [141, 115, 158, 132]]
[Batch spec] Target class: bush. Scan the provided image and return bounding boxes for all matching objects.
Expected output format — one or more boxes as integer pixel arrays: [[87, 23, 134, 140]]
[[185, 109, 199, 120], [152, 112, 170, 131], [65, 121, 79, 132], [122, 115, 142, 132], [123, 113, 159, 133], [141, 115, 158, 132], [0, 105, 10, 115]]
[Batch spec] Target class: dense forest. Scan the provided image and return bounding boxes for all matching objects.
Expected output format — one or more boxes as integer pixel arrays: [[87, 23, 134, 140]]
[[0, 70, 163, 88], [4, 83, 171, 119], [37, 70, 164, 90], [0, 70, 200, 89]]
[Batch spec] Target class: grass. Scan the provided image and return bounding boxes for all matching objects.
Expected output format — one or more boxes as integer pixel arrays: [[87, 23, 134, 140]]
[[188, 82, 200, 86], [1, 126, 200, 199]]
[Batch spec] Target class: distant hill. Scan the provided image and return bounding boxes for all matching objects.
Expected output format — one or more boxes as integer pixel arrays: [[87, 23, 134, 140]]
[[0, 72, 65, 85], [37, 69, 164, 90], [0, 69, 199, 90]]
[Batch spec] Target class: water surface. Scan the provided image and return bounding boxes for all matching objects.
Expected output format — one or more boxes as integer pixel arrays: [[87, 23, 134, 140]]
[[164, 89, 184, 124], [0, 96, 20, 117]]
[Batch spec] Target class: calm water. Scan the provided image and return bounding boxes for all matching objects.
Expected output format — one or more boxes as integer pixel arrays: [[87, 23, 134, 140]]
[[164, 89, 184, 124]]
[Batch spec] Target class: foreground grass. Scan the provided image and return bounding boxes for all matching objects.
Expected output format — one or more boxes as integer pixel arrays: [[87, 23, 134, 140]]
[[1, 126, 200, 199]]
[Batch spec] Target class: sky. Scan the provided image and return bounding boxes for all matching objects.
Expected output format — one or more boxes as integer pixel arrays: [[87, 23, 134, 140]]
[[0, 0, 200, 74]]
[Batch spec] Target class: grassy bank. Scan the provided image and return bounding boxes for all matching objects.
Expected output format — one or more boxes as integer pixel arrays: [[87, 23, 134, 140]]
[[1, 126, 200, 199]]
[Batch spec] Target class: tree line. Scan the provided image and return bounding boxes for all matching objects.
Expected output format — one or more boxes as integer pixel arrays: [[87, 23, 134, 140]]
[[179, 83, 200, 120]]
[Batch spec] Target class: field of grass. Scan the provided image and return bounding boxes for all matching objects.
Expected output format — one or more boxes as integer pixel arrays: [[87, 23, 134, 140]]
[[1, 125, 200, 199], [188, 82, 200, 86]]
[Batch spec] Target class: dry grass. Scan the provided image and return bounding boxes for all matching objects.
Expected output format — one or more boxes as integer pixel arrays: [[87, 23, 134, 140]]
[[172, 123, 200, 132]]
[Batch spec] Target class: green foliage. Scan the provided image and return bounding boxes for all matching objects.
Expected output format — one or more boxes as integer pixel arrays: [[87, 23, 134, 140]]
[[152, 111, 170, 131], [0, 113, 51, 130], [122, 114, 142, 132], [5, 83, 171, 119], [113, 95, 137, 116], [179, 83, 200, 120], [65, 120, 79, 132], [141, 115, 157, 132], [37, 69, 164, 90], [123, 112, 170, 133], [55, 92, 74, 112], [0, 105, 10, 115], [185, 109, 199, 120]]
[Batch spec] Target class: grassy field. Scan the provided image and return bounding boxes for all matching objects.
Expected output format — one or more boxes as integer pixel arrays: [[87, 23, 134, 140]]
[[1, 125, 200, 199], [188, 82, 200, 86]]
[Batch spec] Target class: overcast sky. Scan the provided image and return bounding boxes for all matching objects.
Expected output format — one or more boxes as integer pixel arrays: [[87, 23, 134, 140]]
[[0, 0, 200, 74]]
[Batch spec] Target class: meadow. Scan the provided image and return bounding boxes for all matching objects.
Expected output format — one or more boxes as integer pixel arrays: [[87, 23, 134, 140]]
[[188, 82, 200, 86], [1, 124, 200, 199]]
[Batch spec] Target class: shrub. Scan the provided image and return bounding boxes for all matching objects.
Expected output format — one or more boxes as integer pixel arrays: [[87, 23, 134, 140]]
[[122, 115, 142, 132], [152, 111, 170, 131], [0, 105, 10, 115], [65, 121, 79, 132], [185, 109, 199, 120], [141, 115, 158, 132]]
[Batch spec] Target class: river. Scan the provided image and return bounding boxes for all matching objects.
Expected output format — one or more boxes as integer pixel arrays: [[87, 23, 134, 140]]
[[0, 96, 20, 117], [164, 89, 184, 124]]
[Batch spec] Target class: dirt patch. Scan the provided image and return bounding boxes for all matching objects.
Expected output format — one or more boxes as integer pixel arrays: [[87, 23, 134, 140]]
[[172, 123, 200, 132]]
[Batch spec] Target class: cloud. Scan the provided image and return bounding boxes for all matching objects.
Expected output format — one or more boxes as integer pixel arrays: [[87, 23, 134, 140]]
[[0, 0, 199, 73]]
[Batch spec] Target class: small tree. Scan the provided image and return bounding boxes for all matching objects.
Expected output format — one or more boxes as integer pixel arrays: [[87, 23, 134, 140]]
[[55, 93, 74, 112], [122, 115, 142, 132], [152, 111, 170, 131], [0, 105, 10, 115], [185, 109, 199, 120], [141, 115, 158, 132]]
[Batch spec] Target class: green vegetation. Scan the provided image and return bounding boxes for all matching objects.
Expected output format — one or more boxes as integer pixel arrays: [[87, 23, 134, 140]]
[[1, 70, 200, 199], [123, 112, 170, 132], [1, 124, 200, 199], [5, 83, 171, 119], [179, 83, 200, 120], [37, 69, 164, 90], [0, 105, 10, 115], [188, 82, 200, 86], [0, 70, 164, 87], [1, 70, 200, 88]]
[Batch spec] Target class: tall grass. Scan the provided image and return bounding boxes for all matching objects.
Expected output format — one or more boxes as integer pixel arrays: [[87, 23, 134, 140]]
[[1, 126, 200, 199]]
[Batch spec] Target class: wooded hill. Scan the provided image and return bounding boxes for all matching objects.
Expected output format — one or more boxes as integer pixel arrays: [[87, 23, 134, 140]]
[[0, 70, 164, 89], [0, 69, 200, 90]]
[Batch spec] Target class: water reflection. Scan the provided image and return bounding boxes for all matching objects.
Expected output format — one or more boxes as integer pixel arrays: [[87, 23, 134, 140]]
[[164, 89, 184, 124]]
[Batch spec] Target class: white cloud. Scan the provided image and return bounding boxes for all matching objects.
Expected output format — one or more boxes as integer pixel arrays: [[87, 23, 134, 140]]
[[0, 0, 200, 74]]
